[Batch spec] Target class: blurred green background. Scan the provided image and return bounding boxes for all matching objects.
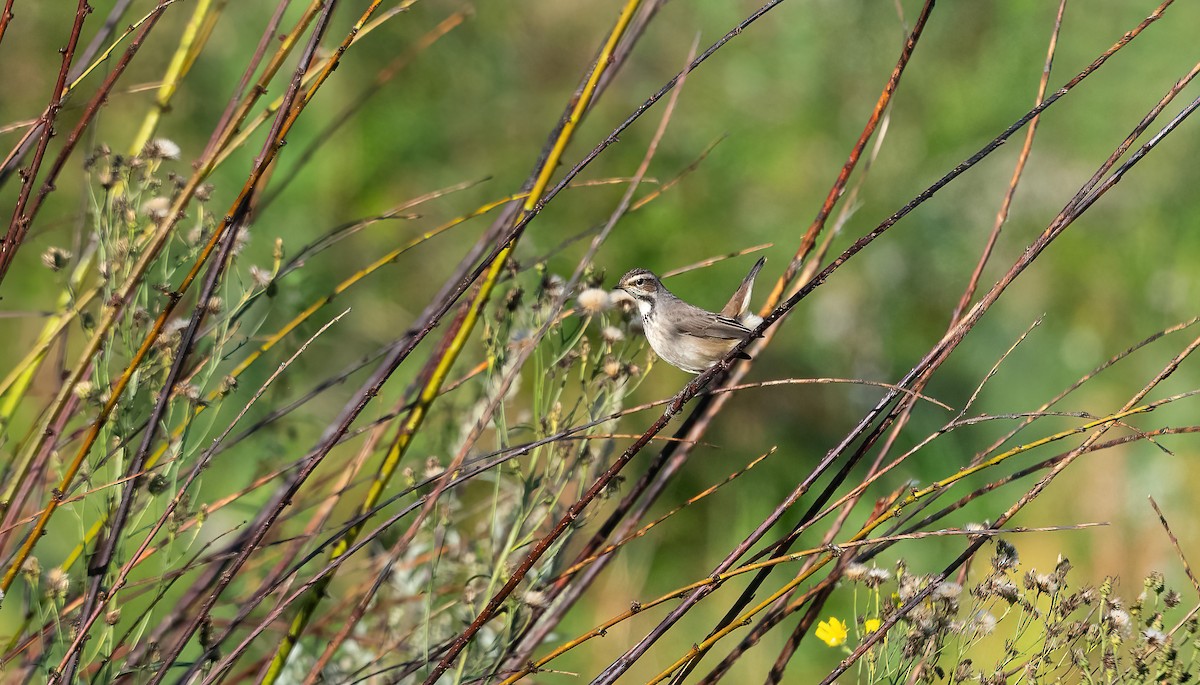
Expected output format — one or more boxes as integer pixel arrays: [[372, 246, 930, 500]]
[[2, 0, 1199, 680]]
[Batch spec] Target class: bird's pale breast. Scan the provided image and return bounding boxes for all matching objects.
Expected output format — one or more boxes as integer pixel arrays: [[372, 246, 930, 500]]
[[643, 313, 738, 374]]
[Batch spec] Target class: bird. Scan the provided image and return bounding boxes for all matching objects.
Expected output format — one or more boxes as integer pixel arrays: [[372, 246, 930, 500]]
[[615, 257, 765, 373]]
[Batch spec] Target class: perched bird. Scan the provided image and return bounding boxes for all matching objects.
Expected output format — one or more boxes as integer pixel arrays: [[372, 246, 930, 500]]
[[616, 257, 765, 373]]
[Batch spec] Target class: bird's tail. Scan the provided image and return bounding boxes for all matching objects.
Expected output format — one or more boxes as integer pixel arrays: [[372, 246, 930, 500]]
[[720, 256, 766, 320]]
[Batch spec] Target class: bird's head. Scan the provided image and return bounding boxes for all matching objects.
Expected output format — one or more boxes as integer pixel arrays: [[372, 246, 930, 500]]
[[617, 268, 661, 302]]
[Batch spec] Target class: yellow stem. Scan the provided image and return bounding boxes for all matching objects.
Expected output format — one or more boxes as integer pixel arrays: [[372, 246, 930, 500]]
[[129, 0, 218, 154]]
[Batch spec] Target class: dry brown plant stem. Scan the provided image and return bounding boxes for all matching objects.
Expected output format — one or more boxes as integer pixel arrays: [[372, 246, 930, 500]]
[[0, 0, 93, 284]]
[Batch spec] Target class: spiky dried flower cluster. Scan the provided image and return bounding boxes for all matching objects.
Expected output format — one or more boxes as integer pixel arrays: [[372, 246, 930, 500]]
[[249, 265, 272, 287], [41, 246, 72, 271], [845, 562, 892, 588], [142, 196, 172, 220], [576, 287, 611, 315], [600, 325, 624, 344], [46, 567, 70, 601], [143, 138, 181, 160], [845, 542, 1199, 685]]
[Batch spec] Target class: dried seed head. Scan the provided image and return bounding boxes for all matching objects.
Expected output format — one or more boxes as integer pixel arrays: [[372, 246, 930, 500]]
[[41, 246, 72, 271], [1143, 628, 1168, 648], [864, 567, 892, 588], [249, 265, 272, 287], [600, 326, 625, 344], [144, 138, 181, 160], [844, 563, 868, 583], [901, 631, 927, 659], [1107, 608, 1132, 637], [173, 383, 201, 402], [21, 557, 40, 579], [522, 589, 550, 608], [147, 474, 170, 495], [1065, 620, 1088, 641], [934, 581, 963, 600], [963, 522, 988, 542], [542, 274, 565, 302], [84, 144, 110, 171], [1164, 589, 1181, 609], [602, 357, 622, 379], [978, 576, 1020, 604], [1055, 555, 1072, 578], [160, 317, 189, 340], [112, 238, 132, 264], [1033, 572, 1059, 594], [47, 568, 70, 600], [142, 196, 172, 220], [233, 227, 251, 255], [970, 611, 997, 636], [992, 539, 1018, 571], [556, 349, 580, 370], [73, 380, 97, 401], [423, 456, 444, 479], [897, 574, 922, 602], [576, 288, 611, 315], [186, 225, 204, 246], [1058, 591, 1082, 616], [503, 286, 523, 313], [1145, 570, 1166, 594]]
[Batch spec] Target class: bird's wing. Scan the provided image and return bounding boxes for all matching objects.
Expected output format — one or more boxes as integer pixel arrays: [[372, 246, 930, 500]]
[[676, 309, 752, 340]]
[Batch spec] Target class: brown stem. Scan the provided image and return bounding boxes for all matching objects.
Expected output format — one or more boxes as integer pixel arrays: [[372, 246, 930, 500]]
[[0, 0, 92, 286]]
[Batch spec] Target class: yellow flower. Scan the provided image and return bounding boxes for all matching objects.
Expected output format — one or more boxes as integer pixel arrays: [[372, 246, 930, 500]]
[[864, 618, 882, 633], [815, 617, 848, 647]]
